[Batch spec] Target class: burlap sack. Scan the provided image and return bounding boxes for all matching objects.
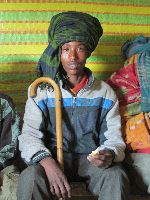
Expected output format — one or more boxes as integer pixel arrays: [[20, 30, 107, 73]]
[[0, 165, 20, 200]]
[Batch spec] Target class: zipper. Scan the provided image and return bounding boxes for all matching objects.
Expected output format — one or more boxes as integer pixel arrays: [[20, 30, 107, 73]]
[[71, 95, 76, 117], [73, 96, 76, 110], [71, 96, 77, 144]]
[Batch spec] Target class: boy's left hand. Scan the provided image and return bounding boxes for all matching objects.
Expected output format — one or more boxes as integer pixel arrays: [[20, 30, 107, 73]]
[[87, 149, 113, 168]]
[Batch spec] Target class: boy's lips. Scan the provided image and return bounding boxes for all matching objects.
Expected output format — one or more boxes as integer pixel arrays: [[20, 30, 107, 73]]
[[68, 62, 79, 69]]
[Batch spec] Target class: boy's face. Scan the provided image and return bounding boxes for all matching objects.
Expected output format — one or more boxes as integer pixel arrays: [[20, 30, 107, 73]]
[[60, 41, 89, 77]]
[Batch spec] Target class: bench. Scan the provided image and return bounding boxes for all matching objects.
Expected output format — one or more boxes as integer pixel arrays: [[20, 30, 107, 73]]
[[70, 182, 150, 200]]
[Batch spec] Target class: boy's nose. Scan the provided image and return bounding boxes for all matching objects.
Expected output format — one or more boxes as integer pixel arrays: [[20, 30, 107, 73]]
[[69, 50, 77, 60]]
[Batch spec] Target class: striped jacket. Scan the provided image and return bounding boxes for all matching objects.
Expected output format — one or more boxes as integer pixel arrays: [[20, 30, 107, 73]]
[[0, 94, 20, 170], [19, 71, 125, 164]]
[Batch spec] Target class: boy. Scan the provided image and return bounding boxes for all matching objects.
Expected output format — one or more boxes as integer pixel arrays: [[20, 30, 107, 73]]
[[18, 11, 129, 200]]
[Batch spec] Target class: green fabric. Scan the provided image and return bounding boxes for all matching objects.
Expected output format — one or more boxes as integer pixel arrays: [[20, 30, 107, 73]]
[[37, 11, 103, 80]]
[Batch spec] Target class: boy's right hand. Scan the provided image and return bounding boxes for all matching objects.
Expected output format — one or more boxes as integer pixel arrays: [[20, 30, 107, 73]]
[[40, 157, 71, 199]]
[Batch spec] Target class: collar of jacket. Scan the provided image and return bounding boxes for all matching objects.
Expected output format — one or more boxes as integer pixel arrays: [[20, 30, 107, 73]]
[[59, 67, 95, 92]]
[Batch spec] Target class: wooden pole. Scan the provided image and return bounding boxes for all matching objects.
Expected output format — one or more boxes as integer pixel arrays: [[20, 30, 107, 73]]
[[30, 77, 64, 170]]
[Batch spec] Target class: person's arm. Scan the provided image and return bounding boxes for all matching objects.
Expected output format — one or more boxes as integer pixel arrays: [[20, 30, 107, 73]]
[[19, 86, 71, 199], [99, 90, 126, 162], [18, 86, 51, 164], [0, 94, 20, 170], [88, 84, 125, 167]]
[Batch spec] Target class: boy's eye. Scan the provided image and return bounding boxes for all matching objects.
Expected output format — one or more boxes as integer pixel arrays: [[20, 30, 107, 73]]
[[78, 46, 86, 51], [62, 47, 69, 52]]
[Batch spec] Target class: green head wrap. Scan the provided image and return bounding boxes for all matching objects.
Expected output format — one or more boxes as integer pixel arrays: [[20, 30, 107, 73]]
[[37, 11, 103, 80]]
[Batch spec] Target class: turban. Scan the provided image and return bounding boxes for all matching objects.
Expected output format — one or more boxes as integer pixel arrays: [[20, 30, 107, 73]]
[[37, 11, 103, 80], [121, 35, 150, 59]]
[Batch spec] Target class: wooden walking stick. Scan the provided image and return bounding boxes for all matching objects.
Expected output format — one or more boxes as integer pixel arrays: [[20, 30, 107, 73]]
[[30, 77, 64, 170]]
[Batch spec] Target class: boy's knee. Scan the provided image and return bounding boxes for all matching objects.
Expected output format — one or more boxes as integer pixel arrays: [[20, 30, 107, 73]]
[[105, 164, 130, 187], [20, 164, 45, 183]]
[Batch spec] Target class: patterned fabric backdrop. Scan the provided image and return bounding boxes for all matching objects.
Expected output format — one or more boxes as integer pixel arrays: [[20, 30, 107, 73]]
[[0, 0, 150, 114]]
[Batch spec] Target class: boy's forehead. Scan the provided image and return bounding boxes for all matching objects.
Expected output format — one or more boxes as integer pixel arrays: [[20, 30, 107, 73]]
[[62, 41, 86, 47]]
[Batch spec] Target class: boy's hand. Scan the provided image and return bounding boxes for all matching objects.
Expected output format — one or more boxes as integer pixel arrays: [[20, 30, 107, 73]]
[[40, 157, 71, 199], [87, 149, 113, 168]]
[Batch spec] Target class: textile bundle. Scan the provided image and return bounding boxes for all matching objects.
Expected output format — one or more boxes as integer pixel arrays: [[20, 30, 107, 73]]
[[107, 35, 150, 153]]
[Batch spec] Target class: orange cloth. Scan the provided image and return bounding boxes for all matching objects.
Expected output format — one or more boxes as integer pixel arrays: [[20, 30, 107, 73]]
[[123, 112, 150, 152]]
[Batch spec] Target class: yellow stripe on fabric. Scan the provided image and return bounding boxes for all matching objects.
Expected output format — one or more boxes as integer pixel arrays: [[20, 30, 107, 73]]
[[0, 3, 150, 15], [0, 83, 30, 91], [103, 24, 149, 34], [1, 22, 48, 32], [0, 44, 121, 55], [1, 22, 149, 35], [0, 45, 46, 55], [94, 45, 121, 55], [0, 64, 35, 72], [87, 62, 121, 71]]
